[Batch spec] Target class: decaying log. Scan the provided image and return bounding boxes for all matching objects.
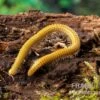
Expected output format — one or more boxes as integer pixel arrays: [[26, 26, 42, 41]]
[[0, 10, 100, 99]]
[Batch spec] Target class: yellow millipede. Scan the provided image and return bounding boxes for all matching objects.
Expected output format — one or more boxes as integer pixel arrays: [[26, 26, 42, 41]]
[[8, 24, 80, 76]]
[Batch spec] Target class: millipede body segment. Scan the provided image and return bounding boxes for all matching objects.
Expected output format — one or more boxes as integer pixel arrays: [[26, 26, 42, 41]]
[[8, 24, 80, 76]]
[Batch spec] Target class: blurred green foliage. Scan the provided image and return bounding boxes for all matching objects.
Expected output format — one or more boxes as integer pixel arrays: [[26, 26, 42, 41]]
[[58, 0, 73, 8], [0, 0, 49, 14], [0, 0, 100, 15], [75, 0, 100, 15]]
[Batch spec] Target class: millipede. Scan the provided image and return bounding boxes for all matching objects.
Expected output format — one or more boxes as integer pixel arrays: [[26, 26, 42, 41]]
[[8, 24, 80, 76]]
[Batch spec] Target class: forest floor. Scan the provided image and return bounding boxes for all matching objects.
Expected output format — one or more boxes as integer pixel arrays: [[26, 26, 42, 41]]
[[0, 10, 100, 100]]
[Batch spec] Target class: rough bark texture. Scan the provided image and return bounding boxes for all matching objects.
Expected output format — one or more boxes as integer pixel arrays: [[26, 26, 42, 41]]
[[0, 10, 100, 99]]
